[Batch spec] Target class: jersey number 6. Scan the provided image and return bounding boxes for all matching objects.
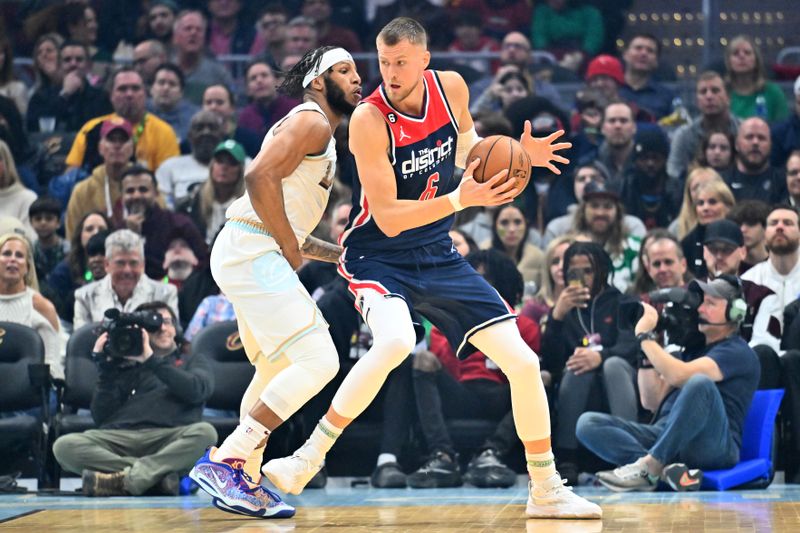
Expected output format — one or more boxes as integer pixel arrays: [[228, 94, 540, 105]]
[[419, 172, 440, 201]]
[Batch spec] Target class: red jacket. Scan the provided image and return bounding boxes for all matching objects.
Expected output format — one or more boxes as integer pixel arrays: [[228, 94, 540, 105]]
[[430, 316, 541, 385]]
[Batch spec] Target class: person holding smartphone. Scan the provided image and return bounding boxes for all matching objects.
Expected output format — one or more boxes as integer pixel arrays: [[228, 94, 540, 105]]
[[540, 241, 641, 485]]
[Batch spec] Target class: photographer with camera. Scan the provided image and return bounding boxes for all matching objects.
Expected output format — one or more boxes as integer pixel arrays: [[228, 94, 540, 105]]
[[540, 241, 640, 485], [576, 276, 760, 492], [52, 301, 217, 497]]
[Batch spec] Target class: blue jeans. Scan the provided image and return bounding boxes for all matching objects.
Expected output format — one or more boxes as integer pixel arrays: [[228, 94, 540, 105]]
[[576, 374, 740, 470]]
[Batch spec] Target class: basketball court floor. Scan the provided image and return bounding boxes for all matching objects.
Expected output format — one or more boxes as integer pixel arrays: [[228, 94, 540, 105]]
[[1, 477, 799, 532]]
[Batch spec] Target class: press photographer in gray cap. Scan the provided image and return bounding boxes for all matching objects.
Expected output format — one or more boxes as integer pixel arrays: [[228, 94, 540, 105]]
[[576, 275, 759, 492]]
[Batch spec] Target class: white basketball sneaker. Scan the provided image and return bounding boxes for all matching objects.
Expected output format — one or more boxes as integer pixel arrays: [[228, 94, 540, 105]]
[[526, 474, 602, 519], [262, 440, 323, 495]]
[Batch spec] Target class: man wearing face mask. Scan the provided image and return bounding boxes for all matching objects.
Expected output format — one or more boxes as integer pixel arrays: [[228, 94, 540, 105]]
[[118, 166, 207, 280], [156, 110, 225, 209]]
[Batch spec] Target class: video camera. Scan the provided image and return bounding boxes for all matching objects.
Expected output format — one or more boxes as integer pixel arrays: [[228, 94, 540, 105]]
[[647, 287, 705, 356], [100, 308, 163, 358]]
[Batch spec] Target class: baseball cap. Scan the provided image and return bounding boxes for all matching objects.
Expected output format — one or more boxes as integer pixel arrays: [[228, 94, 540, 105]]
[[213, 140, 246, 164], [529, 112, 564, 136], [100, 117, 133, 139], [585, 54, 624, 85], [703, 219, 743, 247], [634, 129, 670, 159], [583, 180, 619, 201], [689, 277, 741, 302]]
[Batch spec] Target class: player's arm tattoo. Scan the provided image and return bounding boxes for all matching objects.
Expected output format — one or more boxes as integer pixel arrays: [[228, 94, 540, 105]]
[[300, 236, 343, 263]]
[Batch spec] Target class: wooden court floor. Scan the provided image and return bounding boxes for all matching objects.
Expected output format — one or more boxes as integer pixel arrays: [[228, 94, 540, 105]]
[[2, 483, 800, 532]]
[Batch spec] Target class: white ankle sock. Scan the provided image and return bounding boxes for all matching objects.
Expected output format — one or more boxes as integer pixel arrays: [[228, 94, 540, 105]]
[[527, 451, 557, 485], [217, 415, 270, 461], [377, 453, 397, 467], [303, 417, 342, 465], [243, 445, 266, 486]]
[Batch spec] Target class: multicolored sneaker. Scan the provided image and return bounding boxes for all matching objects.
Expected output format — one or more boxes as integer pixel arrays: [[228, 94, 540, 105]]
[[190, 447, 295, 518], [597, 461, 658, 492], [662, 463, 703, 492], [526, 474, 603, 519]]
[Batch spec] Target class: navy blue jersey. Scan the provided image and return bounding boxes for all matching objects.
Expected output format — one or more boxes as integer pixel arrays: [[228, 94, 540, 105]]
[[341, 70, 460, 252]]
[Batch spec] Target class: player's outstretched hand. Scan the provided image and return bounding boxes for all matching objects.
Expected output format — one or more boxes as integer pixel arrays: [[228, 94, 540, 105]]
[[460, 159, 517, 208], [520, 121, 571, 174]]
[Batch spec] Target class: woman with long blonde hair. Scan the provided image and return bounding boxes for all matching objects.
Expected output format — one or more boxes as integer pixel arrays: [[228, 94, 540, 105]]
[[0, 139, 37, 240], [0, 233, 62, 379], [680, 179, 736, 278], [670, 167, 724, 239], [724, 35, 788, 121]]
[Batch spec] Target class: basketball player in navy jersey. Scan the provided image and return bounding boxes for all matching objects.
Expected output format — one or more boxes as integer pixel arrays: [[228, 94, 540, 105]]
[[265, 18, 602, 519]]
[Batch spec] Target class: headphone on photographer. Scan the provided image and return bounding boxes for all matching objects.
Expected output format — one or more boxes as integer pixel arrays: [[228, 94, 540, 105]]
[[718, 274, 748, 324]]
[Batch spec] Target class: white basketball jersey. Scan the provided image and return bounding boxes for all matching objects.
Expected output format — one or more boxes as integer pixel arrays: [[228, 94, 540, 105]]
[[226, 101, 336, 246]]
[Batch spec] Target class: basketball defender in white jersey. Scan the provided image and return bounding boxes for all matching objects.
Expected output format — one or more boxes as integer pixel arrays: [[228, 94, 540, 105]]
[[189, 47, 361, 518]]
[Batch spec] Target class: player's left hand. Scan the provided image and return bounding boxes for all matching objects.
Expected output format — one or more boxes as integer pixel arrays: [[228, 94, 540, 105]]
[[520, 121, 571, 174], [566, 348, 602, 375]]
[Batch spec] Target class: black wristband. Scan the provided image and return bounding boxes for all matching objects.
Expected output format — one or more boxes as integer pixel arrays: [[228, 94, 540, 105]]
[[636, 331, 659, 344]]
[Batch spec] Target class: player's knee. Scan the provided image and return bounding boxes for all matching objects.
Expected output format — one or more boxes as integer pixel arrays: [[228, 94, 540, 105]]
[[500, 349, 541, 378], [413, 350, 440, 372], [375, 333, 416, 365], [316, 350, 340, 384]]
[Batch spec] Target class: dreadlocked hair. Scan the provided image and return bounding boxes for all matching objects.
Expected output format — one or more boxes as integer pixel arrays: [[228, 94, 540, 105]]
[[278, 45, 338, 99]]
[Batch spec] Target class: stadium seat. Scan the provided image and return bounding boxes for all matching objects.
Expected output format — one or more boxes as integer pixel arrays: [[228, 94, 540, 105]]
[[0, 322, 49, 488], [701, 389, 784, 490]]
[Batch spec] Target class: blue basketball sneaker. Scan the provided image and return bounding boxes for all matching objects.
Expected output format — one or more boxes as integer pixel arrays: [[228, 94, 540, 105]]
[[190, 447, 295, 518]]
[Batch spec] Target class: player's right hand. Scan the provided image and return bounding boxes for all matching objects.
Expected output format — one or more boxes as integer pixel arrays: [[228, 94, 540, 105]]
[[460, 159, 518, 208]]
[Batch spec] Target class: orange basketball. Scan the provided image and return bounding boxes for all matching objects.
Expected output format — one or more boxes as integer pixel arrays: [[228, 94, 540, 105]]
[[466, 135, 531, 198]]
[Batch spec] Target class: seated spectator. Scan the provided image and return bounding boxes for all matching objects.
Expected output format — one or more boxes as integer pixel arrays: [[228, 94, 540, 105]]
[[162, 237, 199, 290], [693, 130, 736, 176], [571, 181, 642, 293], [27, 40, 112, 134], [52, 300, 216, 496], [157, 110, 225, 209], [0, 139, 36, 240], [579, 277, 759, 492], [142, 1, 177, 48], [146, 63, 198, 145], [584, 54, 624, 105], [480, 204, 545, 289], [65, 68, 179, 172], [0, 233, 62, 380], [29, 197, 69, 283], [471, 68, 530, 117], [540, 241, 639, 485], [447, 11, 500, 75], [284, 16, 319, 58], [250, 4, 289, 60], [59, 3, 109, 70], [671, 167, 725, 238], [119, 166, 207, 280], [301, 0, 362, 53], [681, 178, 735, 278], [401, 250, 539, 489], [522, 234, 574, 325], [544, 163, 645, 247], [237, 60, 299, 141], [0, 35, 29, 116], [172, 10, 234, 106], [132, 40, 168, 86], [0, 97, 38, 196], [620, 129, 682, 230], [722, 117, 786, 204], [597, 101, 637, 188], [728, 200, 771, 272], [618, 33, 674, 121], [786, 150, 800, 211], [771, 76, 800, 168], [201, 84, 262, 158], [184, 292, 234, 344], [206, 0, 256, 57], [64, 117, 135, 240], [725, 35, 789, 122], [28, 34, 63, 101], [633, 230, 690, 298], [667, 71, 739, 181], [531, 0, 603, 64], [569, 88, 607, 164], [47, 212, 110, 323], [73, 229, 178, 329]]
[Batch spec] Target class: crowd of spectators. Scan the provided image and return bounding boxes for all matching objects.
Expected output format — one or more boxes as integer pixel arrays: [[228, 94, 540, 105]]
[[1, 0, 800, 494]]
